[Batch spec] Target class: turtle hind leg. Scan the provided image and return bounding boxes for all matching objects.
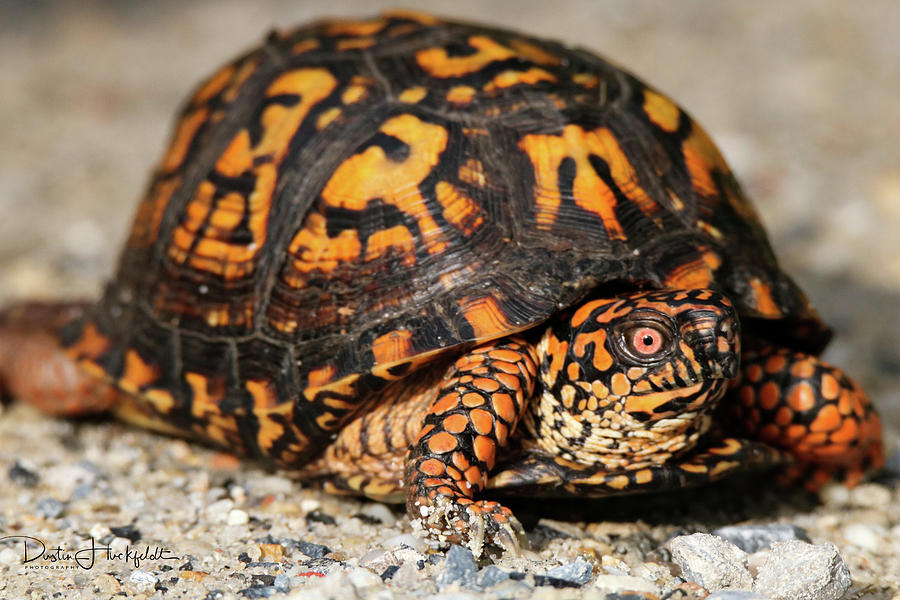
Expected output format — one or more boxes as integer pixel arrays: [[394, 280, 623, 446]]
[[727, 346, 884, 490], [0, 301, 119, 416], [294, 358, 450, 504]]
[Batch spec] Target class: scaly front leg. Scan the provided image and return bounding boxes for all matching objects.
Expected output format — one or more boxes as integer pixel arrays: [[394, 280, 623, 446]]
[[405, 336, 537, 555]]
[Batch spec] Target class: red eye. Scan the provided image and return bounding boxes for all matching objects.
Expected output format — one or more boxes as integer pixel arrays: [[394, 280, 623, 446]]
[[629, 327, 665, 356]]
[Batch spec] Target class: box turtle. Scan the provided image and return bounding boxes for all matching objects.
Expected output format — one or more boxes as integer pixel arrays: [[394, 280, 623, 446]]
[[0, 11, 883, 554]]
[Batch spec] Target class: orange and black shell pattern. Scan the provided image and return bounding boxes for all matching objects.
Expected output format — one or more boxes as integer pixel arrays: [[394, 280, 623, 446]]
[[61, 11, 828, 469]]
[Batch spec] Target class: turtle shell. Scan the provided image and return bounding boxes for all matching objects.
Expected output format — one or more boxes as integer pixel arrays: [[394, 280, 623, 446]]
[[62, 11, 827, 462]]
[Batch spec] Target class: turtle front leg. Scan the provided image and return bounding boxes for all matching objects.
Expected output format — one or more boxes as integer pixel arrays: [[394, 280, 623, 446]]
[[0, 302, 118, 415], [728, 346, 884, 490], [405, 336, 538, 555]]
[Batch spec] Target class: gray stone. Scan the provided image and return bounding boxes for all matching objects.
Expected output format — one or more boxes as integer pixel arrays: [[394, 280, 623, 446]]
[[436, 544, 478, 589], [667, 533, 752, 591], [35, 498, 65, 519], [753, 541, 851, 600], [273, 573, 291, 593], [712, 524, 811, 553], [706, 592, 767, 600], [546, 557, 594, 585], [294, 540, 331, 558], [475, 565, 512, 589]]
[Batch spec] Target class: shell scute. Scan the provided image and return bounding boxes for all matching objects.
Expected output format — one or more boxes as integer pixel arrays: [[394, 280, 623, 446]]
[[63, 12, 825, 465]]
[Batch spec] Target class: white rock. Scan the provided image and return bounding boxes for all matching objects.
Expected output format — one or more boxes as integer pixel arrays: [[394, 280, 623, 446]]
[[0, 547, 19, 565], [300, 498, 321, 513], [593, 574, 659, 594], [842, 523, 886, 552], [847, 483, 892, 509], [206, 498, 234, 522], [753, 541, 850, 600], [359, 502, 397, 526], [129, 569, 158, 584], [109, 537, 130, 554], [819, 483, 850, 505], [667, 533, 752, 591], [89, 523, 112, 540], [226, 508, 249, 526], [347, 566, 383, 588]]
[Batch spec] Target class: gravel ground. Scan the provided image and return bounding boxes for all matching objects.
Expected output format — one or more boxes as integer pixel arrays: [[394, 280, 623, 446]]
[[1, 1, 899, 598]]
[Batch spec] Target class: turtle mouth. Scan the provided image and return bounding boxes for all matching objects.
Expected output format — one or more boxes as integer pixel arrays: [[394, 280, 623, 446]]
[[679, 313, 740, 381]]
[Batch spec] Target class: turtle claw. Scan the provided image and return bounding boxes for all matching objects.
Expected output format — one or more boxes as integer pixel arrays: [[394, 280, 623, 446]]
[[416, 495, 526, 557]]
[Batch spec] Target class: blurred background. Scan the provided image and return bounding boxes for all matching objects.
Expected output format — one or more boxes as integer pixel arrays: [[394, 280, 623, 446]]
[[1, 1, 898, 431]]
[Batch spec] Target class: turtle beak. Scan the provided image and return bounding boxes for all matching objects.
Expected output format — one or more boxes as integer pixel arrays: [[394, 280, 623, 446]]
[[680, 310, 740, 381]]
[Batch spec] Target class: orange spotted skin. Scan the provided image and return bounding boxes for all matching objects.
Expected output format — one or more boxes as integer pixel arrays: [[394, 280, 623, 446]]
[[728, 347, 884, 491], [0, 11, 884, 552], [404, 337, 538, 545]]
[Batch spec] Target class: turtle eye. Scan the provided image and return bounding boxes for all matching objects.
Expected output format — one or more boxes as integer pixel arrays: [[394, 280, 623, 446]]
[[620, 324, 673, 362]]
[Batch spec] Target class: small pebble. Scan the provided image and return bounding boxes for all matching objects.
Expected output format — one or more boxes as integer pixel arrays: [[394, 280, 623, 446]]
[[847, 483, 892, 508], [129, 570, 158, 585], [712, 524, 811, 553], [35, 497, 65, 519], [258, 543, 284, 562], [69, 482, 95, 501], [306, 509, 337, 525], [272, 573, 291, 593], [347, 566, 383, 588], [8, 461, 39, 487], [206, 499, 234, 522], [382, 533, 428, 553], [0, 548, 19, 565], [667, 533, 752, 591], [436, 544, 477, 589], [357, 502, 396, 526], [237, 585, 278, 598], [295, 540, 331, 559], [592, 574, 659, 595], [299, 498, 320, 513], [475, 565, 511, 589], [227, 509, 249, 526], [89, 523, 112, 540], [532, 574, 580, 588], [841, 523, 885, 552], [819, 483, 851, 505], [752, 541, 850, 600], [546, 557, 594, 585], [110, 524, 141, 542], [390, 561, 421, 587], [601, 554, 632, 575]]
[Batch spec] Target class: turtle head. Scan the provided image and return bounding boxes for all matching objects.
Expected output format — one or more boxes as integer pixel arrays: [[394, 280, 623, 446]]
[[527, 288, 740, 469]]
